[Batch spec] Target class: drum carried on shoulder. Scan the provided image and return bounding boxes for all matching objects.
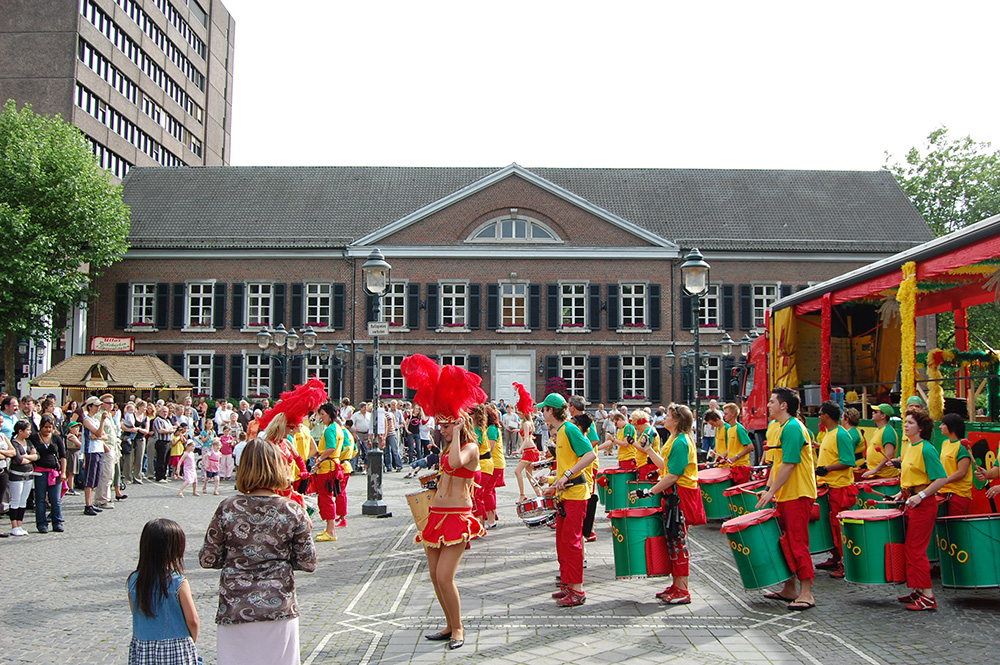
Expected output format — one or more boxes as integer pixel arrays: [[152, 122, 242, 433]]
[[406, 489, 437, 532], [837, 508, 906, 585], [700, 467, 733, 521], [720, 508, 793, 589]]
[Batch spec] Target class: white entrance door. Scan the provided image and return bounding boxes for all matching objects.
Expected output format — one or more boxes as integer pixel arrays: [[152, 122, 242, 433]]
[[492, 353, 533, 404]]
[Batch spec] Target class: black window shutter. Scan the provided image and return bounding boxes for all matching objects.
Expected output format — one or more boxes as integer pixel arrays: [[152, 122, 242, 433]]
[[722, 284, 735, 331], [546, 355, 559, 381], [425, 284, 439, 329], [406, 283, 420, 330], [528, 284, 541, 330], [156, 283, 169, 329], [797, 284, 809, 292], [213, 283, 226, 329], [681, 291, 693, 331], [467, 284, 481, 330], [649, 355, 662, 403], [468, 354, 482, 378], [780, 284, 793, 299], [587, 355, 601, 403], [170, 354, 184, 376], [230, 355, 243, 398], [156, 353, 168, 365], [365, 293, 376, 323], [364, 355, 374, 401], [114, 283, 128, 329], [588, 284, 601, 330], [332, 283, 346, 329], [172, 283, 185, 329], [273, 283, 286, 326], [290, 356, 303, 388], [231, 283, 244, 329], [607, 356, 621, 402], [648, 284, 661, 330], [739, 284, 752, 330], [606, 284, 619, 330], [486, 283, 499, 330], [546, 283, 558, 329], [290, 283, 303, 328], [212, 354, 226, 398], [270, 357, 283, 397]]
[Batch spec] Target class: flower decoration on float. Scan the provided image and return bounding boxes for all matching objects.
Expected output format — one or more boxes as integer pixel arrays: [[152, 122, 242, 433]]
[[896, 261, 917, 408]]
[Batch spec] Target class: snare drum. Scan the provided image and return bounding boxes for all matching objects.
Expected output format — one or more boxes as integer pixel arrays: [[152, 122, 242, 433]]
[[720, 508, 793, 589], [936, 514, 1000, 588], [808, 487, 834, 554], [608, 507, 669, 579], [700, 467, 733, 521], [516, 496, 558, 521], [723, 479, 767, 519], [603, 467, 638, 512], [853, 478, 901, 510], [837, 508, 905, 585], [406, 489, 437, 532]]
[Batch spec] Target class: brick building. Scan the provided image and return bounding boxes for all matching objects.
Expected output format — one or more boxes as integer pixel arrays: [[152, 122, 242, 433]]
[[89, 164, 934, 406]]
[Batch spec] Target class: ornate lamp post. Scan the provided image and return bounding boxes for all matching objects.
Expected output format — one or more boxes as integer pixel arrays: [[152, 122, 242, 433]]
[[256, 323, 319, 393], [361, 248, 391, 516], [681, 248, 711, 425]]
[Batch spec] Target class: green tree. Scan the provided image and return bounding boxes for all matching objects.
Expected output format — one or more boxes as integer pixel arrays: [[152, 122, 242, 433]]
[[0, 99, 130, 390]]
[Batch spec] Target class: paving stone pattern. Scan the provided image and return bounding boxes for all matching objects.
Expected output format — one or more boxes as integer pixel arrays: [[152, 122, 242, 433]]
[[3, 461, 997, 665]]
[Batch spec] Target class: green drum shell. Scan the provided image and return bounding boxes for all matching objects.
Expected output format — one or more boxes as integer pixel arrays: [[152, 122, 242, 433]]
[[937, 515, 1000, 589], [839, 509, 905, 585], [700, 468, 733, 521], [720, 509, 793, 590], [626, 480, 660, 509], [808, 490, 834, 554], [596, 469, 611, 507], [609, 508, 666, 579], [853, 479, 901, 510], [604, 469, 638, 512], [724, 480, 767, 519]]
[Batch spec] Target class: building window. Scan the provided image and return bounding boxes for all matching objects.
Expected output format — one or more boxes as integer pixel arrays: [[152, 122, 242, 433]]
[[382, 282, 407, 328], [501, 282, 527, 328], [620, 283, 647, 328], [560, 282, 587, 328], [305, 283, 332, 328], [186, 282, 213, 328], [440, 282, 467, 327], [468, 213, 560, 243], [246, 283, 272, 327], [304, 356, 332, 395], [700, 284, 720, 329], [245, 354, 271, 398], [561, 356, 586, 397], [439, 355, 466, 368], [622, 356, 647, 400], [752, 283, 779, 329], [129, 283, 156, 326], [185, 353, 212, 396], [700, 356, 722, 400], [380, 355, 405, 400]]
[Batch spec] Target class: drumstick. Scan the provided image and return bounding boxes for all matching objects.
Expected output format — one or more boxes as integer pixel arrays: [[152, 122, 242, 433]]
[[959, 438, 984, 473], [865, 498, 903, 507], [736, 486, 764, 496]]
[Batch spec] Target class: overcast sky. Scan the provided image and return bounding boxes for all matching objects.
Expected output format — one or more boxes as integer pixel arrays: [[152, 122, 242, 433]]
[[221, 0, 999, 171]]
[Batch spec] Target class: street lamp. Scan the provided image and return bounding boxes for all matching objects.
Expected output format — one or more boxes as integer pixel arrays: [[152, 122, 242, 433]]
[[740, 333, 752, 357], [665, 350, 676, 402], [361, 248, 391, 516], [256, 324, 319, 394], [319, 343, 352, 402], [681, 248, 711, 425], [721, 332, 734, 357]]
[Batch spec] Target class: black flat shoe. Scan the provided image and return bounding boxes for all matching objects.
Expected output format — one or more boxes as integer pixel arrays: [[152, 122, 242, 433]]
[[448, 638, 464, 650], [116, 494, 128, 501], [424, 631, 452, 641]]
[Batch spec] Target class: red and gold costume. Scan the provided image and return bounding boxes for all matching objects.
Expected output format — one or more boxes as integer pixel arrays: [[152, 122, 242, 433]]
[[417, 449, 485, 547]]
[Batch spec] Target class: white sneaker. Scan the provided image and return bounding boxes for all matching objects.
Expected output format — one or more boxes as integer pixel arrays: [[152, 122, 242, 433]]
[[11, 527, 27, 536]]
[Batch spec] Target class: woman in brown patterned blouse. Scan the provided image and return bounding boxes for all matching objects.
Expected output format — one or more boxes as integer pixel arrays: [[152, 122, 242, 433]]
[[200, 438, 317, 665]]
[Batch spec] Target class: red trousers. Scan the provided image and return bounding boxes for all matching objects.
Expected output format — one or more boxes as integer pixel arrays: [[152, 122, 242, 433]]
[[481, 470, 498, 514], [315, 470, 339, 521], [826, 486, 858, 562], [944, 493, 971, 516], [618, 459, 637, 470], [776, 496, 815, 582], [473, 471, 486, 518], [905, 495, 938, 589], [556, 498, 587, 585], [335, 473, 349, 519]]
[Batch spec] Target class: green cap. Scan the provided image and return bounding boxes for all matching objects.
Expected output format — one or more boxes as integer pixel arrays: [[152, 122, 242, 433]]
[[540, 393, 567, 409], [906, 395, 924, 407], [871, 404, 894, 417]]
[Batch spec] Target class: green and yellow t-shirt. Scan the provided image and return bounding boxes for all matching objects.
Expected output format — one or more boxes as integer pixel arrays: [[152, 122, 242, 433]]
[[769, 418, 818, 503], [726, 422, 753, 467], [317, 422, 343, 475], [556, 422, 594, 502], [866, 425, 900, 478], [661, 432, 698, 490], [816, 425, 856, 489], [901, 440, 947, 489], [939, 439, 973, 499], [634, 425, 660, 467], [617, 423, 637, 464]]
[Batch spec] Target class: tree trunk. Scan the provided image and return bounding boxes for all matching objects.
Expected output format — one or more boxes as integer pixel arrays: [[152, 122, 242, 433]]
[[5, 331, 15, 395]]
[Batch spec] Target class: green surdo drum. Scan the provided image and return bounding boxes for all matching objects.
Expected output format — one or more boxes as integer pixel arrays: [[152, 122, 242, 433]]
[[936, 514, 1000, 589], [838, 508, 905, 585], [808, 487, 834, 554], [724, 479, 768, 519], [720, 508, 793, 589], [608, 507, 668, 579], [603, 468, 638, 512], [853, 478, 901, 510], [700, 467, 733, 521]]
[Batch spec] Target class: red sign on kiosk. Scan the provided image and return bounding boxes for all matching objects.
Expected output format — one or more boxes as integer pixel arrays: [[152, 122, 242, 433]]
[[90, 336, 135, 352]]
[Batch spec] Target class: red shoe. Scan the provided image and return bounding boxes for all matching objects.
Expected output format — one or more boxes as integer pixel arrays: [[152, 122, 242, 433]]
[[829, 565, 845, 579], [556, 589, 586, 607], [551, 585, 569, 599], [663, 587, 691, 605], [655, 585, 677, 601], [334, 518, 347, 528], [585, 532, 597, 543], [897, 590, 920, 603], [905, 593, 937, 611], [816, 557, 839, 570]]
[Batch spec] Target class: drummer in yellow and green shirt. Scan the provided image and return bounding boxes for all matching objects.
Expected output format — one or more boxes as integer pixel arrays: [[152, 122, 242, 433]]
[[813, 400, 857, 579], [598, 411, 636, 468], [860, 404, 900, 479], [720, 403, 753, 484], [701, 410, 728, 464], [568, 396, 601, 543], [757, 387, 818, 611], [938, 413, 973, 516]]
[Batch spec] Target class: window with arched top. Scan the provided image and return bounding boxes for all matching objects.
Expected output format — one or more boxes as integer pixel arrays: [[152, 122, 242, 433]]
[[466, 212, 562, 243]]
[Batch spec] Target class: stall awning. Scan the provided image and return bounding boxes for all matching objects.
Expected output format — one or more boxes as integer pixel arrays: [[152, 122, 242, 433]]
[[29, 355, 193, 391]]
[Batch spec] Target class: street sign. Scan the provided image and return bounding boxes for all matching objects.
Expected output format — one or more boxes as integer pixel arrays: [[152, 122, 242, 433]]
[[368, 321, 389, 337]]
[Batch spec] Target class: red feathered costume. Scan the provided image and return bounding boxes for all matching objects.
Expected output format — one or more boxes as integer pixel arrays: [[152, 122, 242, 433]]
[[513, 382, 539, 463], [258, 379, 328, 507]]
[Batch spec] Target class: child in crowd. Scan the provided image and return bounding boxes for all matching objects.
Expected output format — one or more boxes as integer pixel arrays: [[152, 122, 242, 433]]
[[232, 432, 249, 475], [64, 420, 82, 495], [404, 442, 440, 478], [219, 426, 236, 480], [127, 518, 199, 665], [203, 440, 222, 496], [177, 442, 200, 497], [170, 423, 188, 480]]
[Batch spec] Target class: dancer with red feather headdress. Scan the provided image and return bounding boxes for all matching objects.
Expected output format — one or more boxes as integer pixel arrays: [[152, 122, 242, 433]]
[[512, 382, 541, 502], [401, 354, 486, 651]]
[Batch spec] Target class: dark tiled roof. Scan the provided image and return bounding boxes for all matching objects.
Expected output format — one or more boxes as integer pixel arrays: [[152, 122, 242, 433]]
[[121, 166, 931, 251]]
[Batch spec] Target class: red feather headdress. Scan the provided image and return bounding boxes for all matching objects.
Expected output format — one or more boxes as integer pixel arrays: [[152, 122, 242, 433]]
[[514, 382, 533, 419], [401, 354, 486, 422], [257, 378, 328, 430]]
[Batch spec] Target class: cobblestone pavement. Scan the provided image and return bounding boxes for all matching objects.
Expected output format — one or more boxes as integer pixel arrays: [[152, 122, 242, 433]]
[[3, 460, 998, 664]]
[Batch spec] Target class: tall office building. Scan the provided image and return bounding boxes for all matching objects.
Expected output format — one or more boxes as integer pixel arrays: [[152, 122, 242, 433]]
[[1, 0, 235, 178]]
